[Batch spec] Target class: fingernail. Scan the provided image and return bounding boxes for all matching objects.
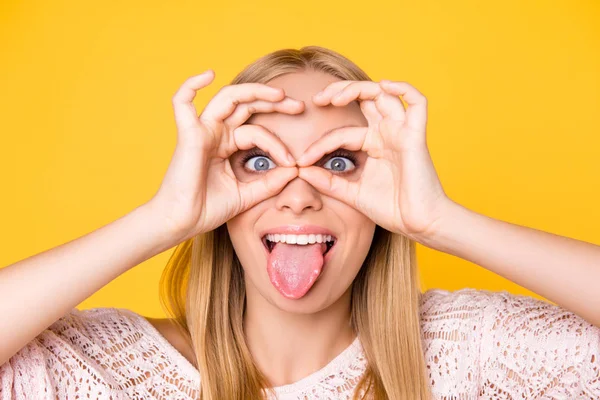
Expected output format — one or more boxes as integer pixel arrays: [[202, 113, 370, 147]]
[[287, 153, 296, 164]]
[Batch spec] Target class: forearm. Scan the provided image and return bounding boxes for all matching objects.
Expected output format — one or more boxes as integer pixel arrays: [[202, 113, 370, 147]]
[[422, 200, 600, 327], [0, 203, 177, 365]]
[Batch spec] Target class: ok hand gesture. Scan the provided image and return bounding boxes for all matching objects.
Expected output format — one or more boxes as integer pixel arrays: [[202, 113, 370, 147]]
[[296, 80, 452, 241], [148, 71, 304, 242]]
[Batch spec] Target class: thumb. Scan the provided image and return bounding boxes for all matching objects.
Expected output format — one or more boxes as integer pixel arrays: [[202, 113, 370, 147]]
[[237, 167, 299, 211], [298, 167, 359, 208]]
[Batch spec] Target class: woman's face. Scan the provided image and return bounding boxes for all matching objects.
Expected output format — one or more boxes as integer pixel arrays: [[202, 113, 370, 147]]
[[226, 69, 376, 314]]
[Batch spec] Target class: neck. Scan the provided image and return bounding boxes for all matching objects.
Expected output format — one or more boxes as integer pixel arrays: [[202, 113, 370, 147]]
[[243, 283, 356, 388]]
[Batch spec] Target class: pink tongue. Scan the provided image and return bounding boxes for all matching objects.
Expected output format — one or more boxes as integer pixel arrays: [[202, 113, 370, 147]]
[[267, 242, 327, 299]]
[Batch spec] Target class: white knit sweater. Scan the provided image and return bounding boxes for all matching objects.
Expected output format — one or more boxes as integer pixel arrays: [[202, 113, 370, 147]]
[[1, 288, 599, 399]]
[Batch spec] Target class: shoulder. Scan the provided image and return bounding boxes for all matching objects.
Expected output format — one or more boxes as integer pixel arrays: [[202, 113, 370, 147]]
[[143, 316, 197, 368], [420, 288, 600, 398], [56, 309, 202, 388], [49, 306, 141, 332], [421, 286, 501, 311], [3, 308, 201, 398], [63, 308, 198, 369], [419, 287, 497, 332], [419, 288, 494, 397], [420, 286, 571, 320], [46, 306, 160, 348], [426, 287, 600, 337], [420, 287, 600, 341]]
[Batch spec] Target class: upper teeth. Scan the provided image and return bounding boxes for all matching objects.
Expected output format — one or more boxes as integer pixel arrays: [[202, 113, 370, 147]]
[[265, 233, 334, 245]]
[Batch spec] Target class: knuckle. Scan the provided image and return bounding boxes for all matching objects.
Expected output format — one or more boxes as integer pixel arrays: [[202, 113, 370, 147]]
[[223, 94, 239, 106], [181, 76, 195, 87], [171, 91, 183, 104]]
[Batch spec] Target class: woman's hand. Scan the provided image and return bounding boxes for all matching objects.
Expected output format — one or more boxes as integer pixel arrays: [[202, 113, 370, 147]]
[[147, 70, 303, 243], [296, 80, 453, 242]]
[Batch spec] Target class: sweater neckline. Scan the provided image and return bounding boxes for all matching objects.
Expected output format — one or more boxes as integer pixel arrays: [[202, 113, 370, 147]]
[[270, 335, 363, 394], [125, 308, 364, 393]]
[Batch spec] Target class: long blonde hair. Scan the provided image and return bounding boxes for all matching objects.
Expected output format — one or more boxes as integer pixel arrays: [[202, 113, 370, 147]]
[[159, 46, 431, 399]]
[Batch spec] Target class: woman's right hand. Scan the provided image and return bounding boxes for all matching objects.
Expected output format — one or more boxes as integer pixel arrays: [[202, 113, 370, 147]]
[[147, 70, 303, 244]]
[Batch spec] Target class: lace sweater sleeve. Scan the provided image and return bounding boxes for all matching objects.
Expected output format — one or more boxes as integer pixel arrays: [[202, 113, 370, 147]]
[[0, 307, 200, 400], [422, 289, 600, 398]]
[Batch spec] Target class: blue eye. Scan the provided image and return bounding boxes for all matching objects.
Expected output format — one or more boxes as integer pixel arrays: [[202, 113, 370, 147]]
[[243, 155, 276, 172], [323, 156, 356, 172]]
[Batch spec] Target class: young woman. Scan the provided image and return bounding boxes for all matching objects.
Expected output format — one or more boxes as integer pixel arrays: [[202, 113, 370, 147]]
[[1, 46, 599, 399]]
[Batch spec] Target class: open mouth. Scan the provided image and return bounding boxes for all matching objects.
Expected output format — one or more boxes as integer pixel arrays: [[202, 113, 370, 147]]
[[261, 234, 337, 255]]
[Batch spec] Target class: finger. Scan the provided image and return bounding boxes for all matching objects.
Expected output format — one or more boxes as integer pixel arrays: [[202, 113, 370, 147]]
[[379, 80, 427, 127], [329, 81, 382, 106], [360, 100, 383, 127], [312, 80, 355, 105], [298, 166, 360, 208], [329, 81, 406, 121], [232, 124, 296, 167], [223, 97, 305, 128], [238, 167, 299, 211], [171, 70, 215, 133], [200, 83, 286, 125], [296, 127, 367, 167]]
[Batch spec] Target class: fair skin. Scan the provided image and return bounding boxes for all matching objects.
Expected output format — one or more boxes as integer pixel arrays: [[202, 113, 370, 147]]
[[226, 71, 375, 386], [2, 66, 598, 388], [148, 71, 376, 384], [149, 69, 600, 386]]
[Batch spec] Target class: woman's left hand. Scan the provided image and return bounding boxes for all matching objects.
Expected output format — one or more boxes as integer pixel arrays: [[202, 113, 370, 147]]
[[296, 80, 453, 242]]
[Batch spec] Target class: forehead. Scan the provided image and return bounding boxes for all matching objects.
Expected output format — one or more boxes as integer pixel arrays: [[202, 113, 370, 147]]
[[246, 70, 367, 155]]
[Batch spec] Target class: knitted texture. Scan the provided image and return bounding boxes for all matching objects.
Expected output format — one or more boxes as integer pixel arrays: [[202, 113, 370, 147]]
[[2, 289, 599, 399]]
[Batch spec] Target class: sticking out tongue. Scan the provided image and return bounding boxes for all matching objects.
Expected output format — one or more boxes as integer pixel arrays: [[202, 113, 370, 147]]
[[267, 242, 328, 299]]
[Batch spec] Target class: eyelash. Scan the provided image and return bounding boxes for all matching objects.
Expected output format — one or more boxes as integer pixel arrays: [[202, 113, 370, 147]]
[[238, 148, 359, 173]]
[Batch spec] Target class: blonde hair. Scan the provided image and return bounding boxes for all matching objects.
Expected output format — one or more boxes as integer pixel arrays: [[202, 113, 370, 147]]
[[159, 45, 431, 399]]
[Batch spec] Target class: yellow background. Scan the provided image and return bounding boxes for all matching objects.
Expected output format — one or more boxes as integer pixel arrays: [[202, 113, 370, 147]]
[[1, 0, 598, 318]]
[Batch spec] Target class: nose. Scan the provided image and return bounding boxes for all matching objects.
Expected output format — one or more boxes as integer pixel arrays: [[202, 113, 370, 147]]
[[274, 176, 323, 214]]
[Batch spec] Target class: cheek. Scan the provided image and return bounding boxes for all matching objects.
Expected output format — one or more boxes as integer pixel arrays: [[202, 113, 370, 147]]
[[225, 211, 252, 250], [345, 211, 377, 260], [225, 206, 265, 260]]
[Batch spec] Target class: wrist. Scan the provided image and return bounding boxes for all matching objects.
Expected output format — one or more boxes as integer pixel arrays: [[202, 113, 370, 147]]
[[133, 202, 187, 254], [413, 199, 472, 252]]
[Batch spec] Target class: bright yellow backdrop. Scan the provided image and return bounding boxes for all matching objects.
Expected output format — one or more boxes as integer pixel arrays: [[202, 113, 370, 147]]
[[1, 0, 598, 318]]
